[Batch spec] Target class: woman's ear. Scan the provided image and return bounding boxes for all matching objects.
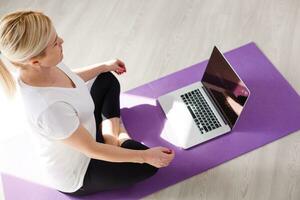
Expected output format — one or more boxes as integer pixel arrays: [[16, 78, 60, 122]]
[[27, 57, 41, 67]]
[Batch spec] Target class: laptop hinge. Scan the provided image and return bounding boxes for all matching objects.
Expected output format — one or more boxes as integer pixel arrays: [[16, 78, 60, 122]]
[[201, 86, 232, 128]]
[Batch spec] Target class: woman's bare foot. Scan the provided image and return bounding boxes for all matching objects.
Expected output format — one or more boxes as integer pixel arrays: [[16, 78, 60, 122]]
[[100, 117, 132, 146], [102, 134, 119, 146], [118, 120, 131, 146], [100, 118, 120, 146]]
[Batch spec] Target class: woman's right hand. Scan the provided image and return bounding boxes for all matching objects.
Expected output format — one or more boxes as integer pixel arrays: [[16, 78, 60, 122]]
[[142, 147, 175, 168], [103, 59, 127, 75]]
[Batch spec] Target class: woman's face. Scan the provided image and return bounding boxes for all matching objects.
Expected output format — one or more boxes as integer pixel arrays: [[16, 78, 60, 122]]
[[32, 28, 64, 68]]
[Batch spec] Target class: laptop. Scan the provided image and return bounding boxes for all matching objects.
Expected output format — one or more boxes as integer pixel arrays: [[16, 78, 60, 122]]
[[158, 46, 250, 149]]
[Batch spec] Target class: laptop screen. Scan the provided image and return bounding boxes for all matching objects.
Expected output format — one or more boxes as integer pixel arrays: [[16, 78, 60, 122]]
[[201, 47, 250, 128]]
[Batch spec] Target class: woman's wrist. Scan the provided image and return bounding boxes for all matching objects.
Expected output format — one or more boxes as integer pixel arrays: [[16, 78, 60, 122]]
[[139, 150, 147, 164], [102, 64, 110, 73]]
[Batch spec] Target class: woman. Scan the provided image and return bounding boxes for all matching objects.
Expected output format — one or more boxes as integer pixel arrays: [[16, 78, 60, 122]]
[[0, 10, 174, 196]]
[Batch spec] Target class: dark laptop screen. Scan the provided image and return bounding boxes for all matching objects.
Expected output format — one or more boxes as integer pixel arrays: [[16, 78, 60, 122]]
[[201, 47, 250, 128]]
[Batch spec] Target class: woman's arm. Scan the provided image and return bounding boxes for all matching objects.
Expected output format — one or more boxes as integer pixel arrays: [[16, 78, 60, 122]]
[[60, 123, 175, 167], [72, 59, 127, 82], [72, 62, 108, 82]]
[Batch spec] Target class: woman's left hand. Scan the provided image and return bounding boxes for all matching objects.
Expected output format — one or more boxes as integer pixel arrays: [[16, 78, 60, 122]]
[[104, 59, 127, 75]]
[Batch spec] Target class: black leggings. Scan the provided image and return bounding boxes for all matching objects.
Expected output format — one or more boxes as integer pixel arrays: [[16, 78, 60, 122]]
[[65, 72, 158, 196]]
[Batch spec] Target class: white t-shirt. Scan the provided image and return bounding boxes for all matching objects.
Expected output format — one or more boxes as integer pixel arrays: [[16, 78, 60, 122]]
[[17, 62, 97, 193]]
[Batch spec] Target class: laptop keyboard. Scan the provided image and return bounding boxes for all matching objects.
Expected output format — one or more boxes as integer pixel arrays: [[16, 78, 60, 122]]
[[180, 89, 221, 134]]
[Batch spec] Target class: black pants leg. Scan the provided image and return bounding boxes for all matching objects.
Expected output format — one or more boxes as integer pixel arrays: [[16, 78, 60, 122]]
[[90, 72, 121, 142], [66, 72, 158, 196]]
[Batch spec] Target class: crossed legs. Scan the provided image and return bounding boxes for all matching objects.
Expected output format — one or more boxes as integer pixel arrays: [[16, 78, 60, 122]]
[[62, 72, 160, 196]]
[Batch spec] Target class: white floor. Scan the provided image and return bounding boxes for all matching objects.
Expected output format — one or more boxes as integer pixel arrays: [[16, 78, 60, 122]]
[[0, 0, 300, 200]]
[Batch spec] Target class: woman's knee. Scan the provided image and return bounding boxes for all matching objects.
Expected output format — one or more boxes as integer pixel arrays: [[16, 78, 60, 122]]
[[101, 72, 120, 89], [121, 140, 159, 176], [120, 139, 149, 150], [92, 72, 120, 92], [142, 163, 159, 177]]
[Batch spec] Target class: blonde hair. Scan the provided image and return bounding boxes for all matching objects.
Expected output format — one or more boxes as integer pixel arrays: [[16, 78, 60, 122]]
[[0, 10, 53, 99]]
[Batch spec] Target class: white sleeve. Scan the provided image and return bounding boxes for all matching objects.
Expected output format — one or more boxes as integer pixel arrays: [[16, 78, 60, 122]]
[[37, 101, 80, 140]]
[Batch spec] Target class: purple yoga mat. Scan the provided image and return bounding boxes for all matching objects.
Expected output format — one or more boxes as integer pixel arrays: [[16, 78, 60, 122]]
[[2, 42, 300, 200]]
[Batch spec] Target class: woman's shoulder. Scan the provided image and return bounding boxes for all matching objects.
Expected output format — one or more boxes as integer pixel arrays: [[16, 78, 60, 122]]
[[18, 83, 73, 118]]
